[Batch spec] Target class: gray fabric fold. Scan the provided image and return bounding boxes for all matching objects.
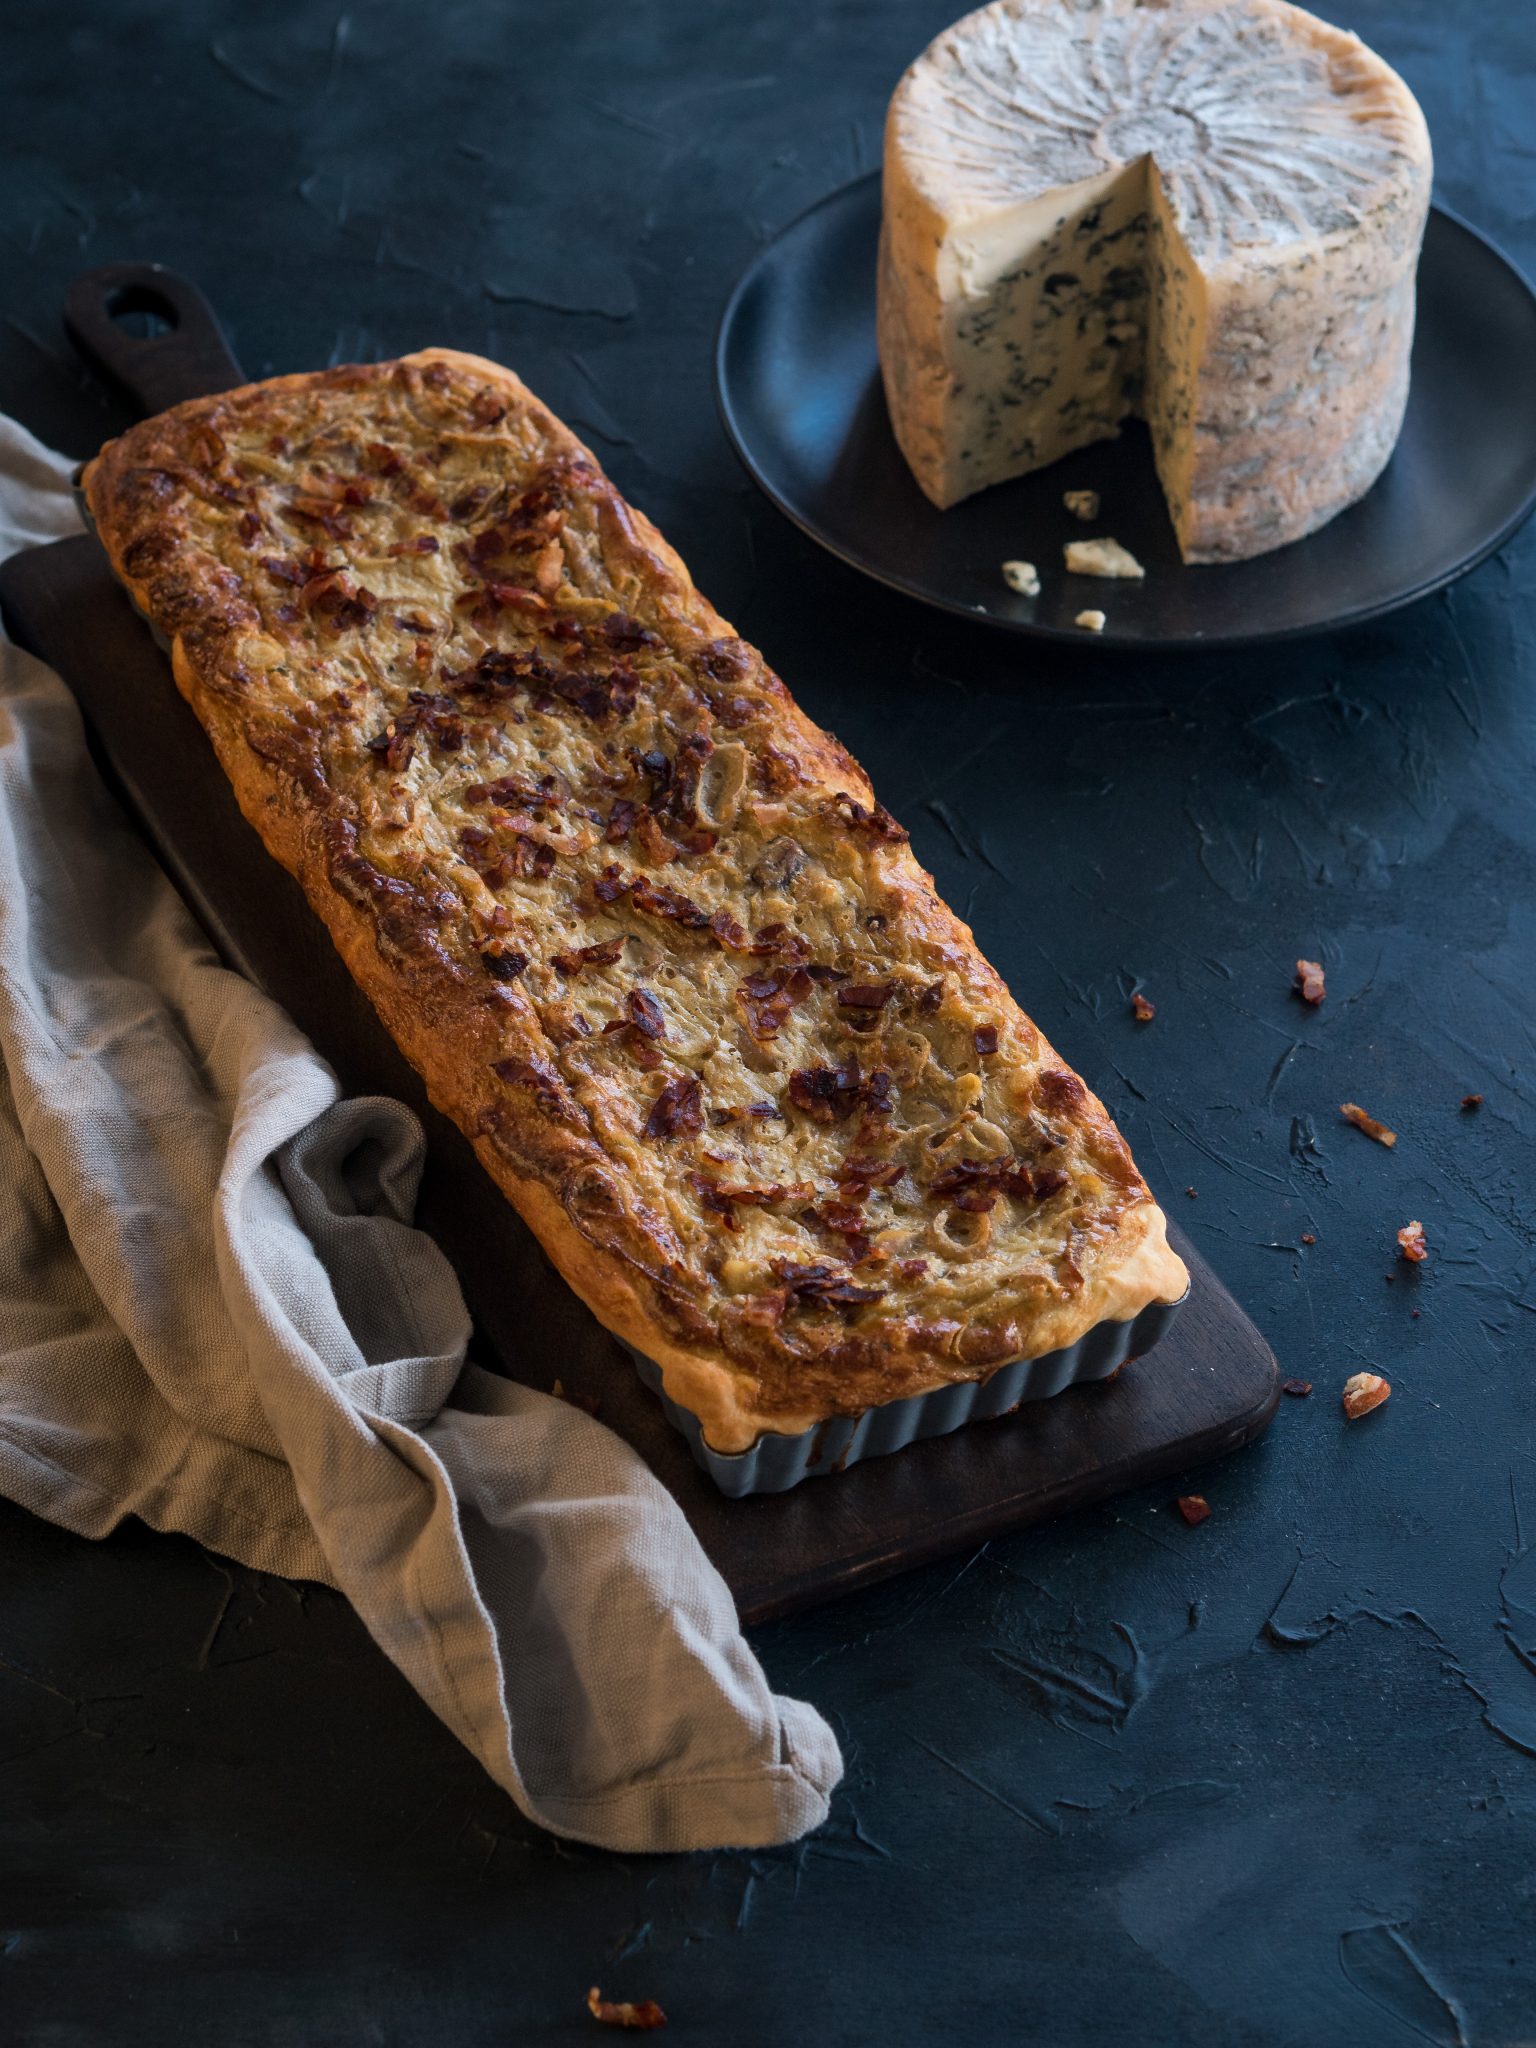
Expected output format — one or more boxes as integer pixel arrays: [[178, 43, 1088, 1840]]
[[0, 414, 841, 1852]]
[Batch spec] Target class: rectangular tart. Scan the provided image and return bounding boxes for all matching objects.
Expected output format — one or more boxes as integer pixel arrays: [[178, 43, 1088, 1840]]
[[82, 349, 1189, 1455]]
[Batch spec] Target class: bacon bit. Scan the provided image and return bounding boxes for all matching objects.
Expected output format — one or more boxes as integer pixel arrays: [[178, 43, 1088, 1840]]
[[735, 1288, 789, 1328], [1282, 1378, 1313, 1397], [643, 1074, 703, 1141], [465, 770, 563, 812], [786, 1058, 892, 1123], [1131, 993, 1156, 1023], [689, 1174, 741, 1231], [629, 875, 709, 929], [236, 509, 262, 545], [694, 636, 751, 682], [586, 1987, 666, 2030], [605, 798, 640, 844], [593, 864, 630, 904], [1341, 1102, 1396, 1147], [626, 987, 666, 1040], [829, 791, 908, 843], [916, 980, 944, 1015], [510, 834, 557, 881], [1295, 959, 1326, 1005], [835, 1157, 905, 1191], [479, 944, 528, 983], [1461, 1093, 1483, 1111], [925, 1157, 1050, 1209], [1185, 1186, 1198, 1199], [468, 388, 508, 429], [261, 554, 307, 587], [838, 982, 896, 1012], [737, 967, 813, 1042], [1342, 1371, 1391, 1419], [898, 1258, 929, 1281], [803, 1201, 873, 1260], [771, 1260, 885, 1307], [365, 440, 404, 476], [974, 1022, 1001, 1054], [552, 936, 626, 975], [599, 610, 663, 653], [1397, 1220, 1428, 1264], [367, 691, 464, 770], [387, 534, 440, 556], [708, 1101, 781, 1126], [1174, 1495, 1211, 1527]]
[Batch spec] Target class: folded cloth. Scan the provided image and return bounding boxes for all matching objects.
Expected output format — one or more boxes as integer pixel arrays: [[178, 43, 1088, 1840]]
[[0, 414, 840, 1852]]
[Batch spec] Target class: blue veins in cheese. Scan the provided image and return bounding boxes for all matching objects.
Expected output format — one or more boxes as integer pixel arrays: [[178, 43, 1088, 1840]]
[[877, 0, 1432, 563]]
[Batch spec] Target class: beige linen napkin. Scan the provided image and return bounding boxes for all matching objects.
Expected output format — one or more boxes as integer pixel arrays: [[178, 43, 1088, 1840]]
[[0, 414, 840, 1852]]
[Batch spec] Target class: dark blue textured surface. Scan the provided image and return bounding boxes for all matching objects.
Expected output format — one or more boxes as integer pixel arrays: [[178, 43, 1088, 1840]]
[[1, 1, 1533, 2041]]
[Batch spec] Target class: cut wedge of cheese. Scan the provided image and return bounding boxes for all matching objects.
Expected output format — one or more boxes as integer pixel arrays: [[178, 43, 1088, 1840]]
[[878, 0, 1432, 562]]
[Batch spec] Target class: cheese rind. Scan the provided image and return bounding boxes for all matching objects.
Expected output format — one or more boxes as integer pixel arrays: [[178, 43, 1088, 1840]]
[[878, 0, 1432, 562]]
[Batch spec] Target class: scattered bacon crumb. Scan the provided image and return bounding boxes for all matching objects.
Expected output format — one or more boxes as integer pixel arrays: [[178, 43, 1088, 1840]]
[[973, 1023, 1000, 1055], [1300, 1232, 1316, 1245], [1342, 1371, 1391, 1419], [1185, 1186, 1197, 1198], [1282, 1378, 1313, 1397], [587, 1987, 667, 2030], [1294, 959, 1326, 1005], [1341, 1102, 1396, 1147], [1174, 1495, 1211, 1527], [643, 1074, 703, 1141], [1397, 1220, 1428, 1264], [1461, 1093, 1482, 1112], [1131, 992, 1156, 1023]]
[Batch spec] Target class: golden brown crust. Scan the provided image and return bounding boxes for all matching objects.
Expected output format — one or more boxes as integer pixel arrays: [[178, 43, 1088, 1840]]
[[82, 346, 1187, 1452]]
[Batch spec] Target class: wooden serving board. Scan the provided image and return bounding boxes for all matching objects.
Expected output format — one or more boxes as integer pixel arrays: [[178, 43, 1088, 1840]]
[[0, 270, 1279, 1621]]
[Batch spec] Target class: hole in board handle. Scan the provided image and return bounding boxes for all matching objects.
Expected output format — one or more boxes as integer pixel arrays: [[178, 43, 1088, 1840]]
[[105, 283, 179, 340]]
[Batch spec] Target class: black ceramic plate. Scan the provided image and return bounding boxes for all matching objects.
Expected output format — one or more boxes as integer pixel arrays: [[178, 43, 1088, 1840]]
[[715, 173, 1536, 650]]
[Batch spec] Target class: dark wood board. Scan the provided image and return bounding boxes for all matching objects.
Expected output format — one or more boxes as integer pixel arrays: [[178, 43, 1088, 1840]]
[[0, 529, 1279, 1623]]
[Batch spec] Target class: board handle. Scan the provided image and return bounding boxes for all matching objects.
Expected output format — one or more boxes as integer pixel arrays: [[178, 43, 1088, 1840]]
[[65, 263, 246, 417]]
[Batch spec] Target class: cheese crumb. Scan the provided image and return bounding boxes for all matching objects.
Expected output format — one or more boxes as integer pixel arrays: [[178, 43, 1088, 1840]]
[[1065, 537, 1144, 579], [1075, 609, 1107, 633], [1064, 489, 1099, 521], [1001, 559, 1040, 597]]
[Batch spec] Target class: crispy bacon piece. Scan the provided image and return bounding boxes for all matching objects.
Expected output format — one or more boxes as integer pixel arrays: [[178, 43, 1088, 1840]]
[[1341, 1102, 1396, 1147], [465, 770, 563, 812], [552, 936, 626, 975], [643, 1073, 703, 1140], [1461, 1093, 1483, 1112], [367, 691, 463, 770], [1397, 1219, 1428, 1264], [917, 980, 945, 1014], [1282, 1378, 1313, 1397], [834, 1157, 904, 1192], [478, 944, 528, 983], [737, 967, 813, 1042], [828, 791, 908, 842], [771, 1259, 885, 1307], [626, 986, 666, 1040], [1342, 1372, 1391, 1419], [387, 534, 440, 557], [629, 875, 709, 929], [708, 1101, 781, 1127], [1174, 1495, 1211, 1527], [689, 1173, 815, 1231], [803, 1200, 873, 1260], [1130, 994, 1155, 1024], [1295, 959, 1326, 1005], [927, 1157, 1038, 1210], [586, 1987, 667, 2031], [786, 1058, 892, 1123], [974, 1022, 1002, 1052], [838, 982, 895, 1012]]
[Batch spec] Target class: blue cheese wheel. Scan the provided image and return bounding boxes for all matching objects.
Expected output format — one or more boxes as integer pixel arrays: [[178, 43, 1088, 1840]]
[[878, 0, 1432, 562]]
